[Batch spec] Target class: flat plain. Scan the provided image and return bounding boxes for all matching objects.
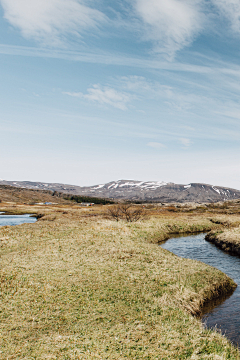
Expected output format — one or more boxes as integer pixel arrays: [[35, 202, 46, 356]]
[[1, 202, 240, 359]]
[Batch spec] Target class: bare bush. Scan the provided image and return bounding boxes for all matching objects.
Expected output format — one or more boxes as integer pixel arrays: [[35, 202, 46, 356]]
[[107, 204, 146, 222], [106, 205, 121, 221]]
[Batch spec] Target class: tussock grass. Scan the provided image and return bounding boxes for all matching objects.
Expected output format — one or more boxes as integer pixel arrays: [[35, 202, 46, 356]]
[[0, 204, 239, 359]]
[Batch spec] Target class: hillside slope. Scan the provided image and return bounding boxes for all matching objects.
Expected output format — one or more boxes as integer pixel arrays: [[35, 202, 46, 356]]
[[0, 185, 71, 204]]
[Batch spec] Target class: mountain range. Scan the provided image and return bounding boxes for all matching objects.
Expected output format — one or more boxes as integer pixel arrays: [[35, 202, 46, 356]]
[[1, 179, 240, 203]]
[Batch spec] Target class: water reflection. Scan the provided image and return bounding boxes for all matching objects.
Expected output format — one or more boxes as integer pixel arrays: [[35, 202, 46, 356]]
[[161, 233, 240, 346]]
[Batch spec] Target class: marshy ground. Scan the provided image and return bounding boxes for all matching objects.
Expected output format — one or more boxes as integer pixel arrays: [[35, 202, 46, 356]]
[[1, 202, 240, 359]]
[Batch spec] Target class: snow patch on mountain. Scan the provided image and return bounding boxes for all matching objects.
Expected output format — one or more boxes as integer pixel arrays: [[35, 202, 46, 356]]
[[96, 180, 170, 191], [212, 186, 221, 195], [93, 184, 105, 190]]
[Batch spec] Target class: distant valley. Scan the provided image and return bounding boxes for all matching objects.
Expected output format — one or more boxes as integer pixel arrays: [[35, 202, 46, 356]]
[[1, 179, 240, 203]]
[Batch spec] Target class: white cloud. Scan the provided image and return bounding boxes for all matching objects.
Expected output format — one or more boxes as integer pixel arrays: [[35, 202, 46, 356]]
[[147, 142, 166, 149], [179, 137, 192, 147], [134, 0, 205, 57], [64, 85, 132, 110], [211, 0, 240, 34], [0, 0, 106, 45]]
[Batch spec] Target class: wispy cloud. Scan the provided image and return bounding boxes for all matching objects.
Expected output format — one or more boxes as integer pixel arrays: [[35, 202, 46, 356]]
[[212, 0, 240, 34], [0, 44, 215, 74], [0, 0, 106, 45], [134, 0, 205, 58], [179, 138, 192, 148], [120, 75, 208, 112], [1, 1, 240, 57], [64, 85, 132, 110], [66, 70, 240, 124], [120, 75, 174, 97], [147, 142, 166, 149]]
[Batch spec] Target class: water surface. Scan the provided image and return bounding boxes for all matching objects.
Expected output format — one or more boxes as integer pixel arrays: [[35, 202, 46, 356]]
[[161, 233, 240, 346], [0, 214, 37, 227]]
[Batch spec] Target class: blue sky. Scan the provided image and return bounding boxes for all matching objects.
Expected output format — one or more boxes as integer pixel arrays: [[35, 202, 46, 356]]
[[1, 0, 240, 188]]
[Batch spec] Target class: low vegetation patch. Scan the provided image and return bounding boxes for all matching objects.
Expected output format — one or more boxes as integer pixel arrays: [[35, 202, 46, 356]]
[[0, 204, 239, 359], [63, 194, 114, 205]]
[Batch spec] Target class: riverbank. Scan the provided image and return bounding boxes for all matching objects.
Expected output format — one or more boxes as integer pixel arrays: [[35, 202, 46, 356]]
[[0, 204, 239, 358], [161, 232, 240, 346], [206, 226, 240, 256]]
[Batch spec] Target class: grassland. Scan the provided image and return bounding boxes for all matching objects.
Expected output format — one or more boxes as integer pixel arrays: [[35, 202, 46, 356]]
[[0, 203, 240, 359]]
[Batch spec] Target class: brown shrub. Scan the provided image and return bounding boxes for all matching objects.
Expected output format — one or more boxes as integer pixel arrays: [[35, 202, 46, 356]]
[[107, 204, 146, 222]]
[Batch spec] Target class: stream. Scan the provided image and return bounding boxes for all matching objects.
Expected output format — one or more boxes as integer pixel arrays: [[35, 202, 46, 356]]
[[160, 233, 240, 346], [0, 213, 37, 226]]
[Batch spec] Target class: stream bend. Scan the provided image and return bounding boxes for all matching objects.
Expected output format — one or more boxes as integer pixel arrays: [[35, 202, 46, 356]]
[[160, 233, 240, 346]]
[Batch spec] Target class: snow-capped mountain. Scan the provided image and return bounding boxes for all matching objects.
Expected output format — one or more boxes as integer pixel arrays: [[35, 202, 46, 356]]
[[91, 180, 170, 191], [1, 179, 240, 203]]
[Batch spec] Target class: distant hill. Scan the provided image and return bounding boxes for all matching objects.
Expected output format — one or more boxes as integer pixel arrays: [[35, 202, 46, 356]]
[[0, 185, 114, 205], [0, 185, 71, 204], [1, 179, 240, 203]]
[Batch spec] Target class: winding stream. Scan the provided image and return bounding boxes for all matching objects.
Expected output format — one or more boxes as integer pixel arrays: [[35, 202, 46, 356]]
[[160, 233, 240, 346], [0, 213, 37, 226]]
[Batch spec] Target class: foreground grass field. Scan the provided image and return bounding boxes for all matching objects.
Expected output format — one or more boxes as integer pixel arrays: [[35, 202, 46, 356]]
[[0, 204, 240, 359]]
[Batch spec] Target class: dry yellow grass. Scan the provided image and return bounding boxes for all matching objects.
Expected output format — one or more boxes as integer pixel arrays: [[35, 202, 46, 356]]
[[206, 226, 240, 255], [0, 204, 239, 359]]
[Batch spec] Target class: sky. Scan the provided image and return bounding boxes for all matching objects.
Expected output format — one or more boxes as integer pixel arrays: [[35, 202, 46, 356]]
[[0, 0, 240, 188]]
